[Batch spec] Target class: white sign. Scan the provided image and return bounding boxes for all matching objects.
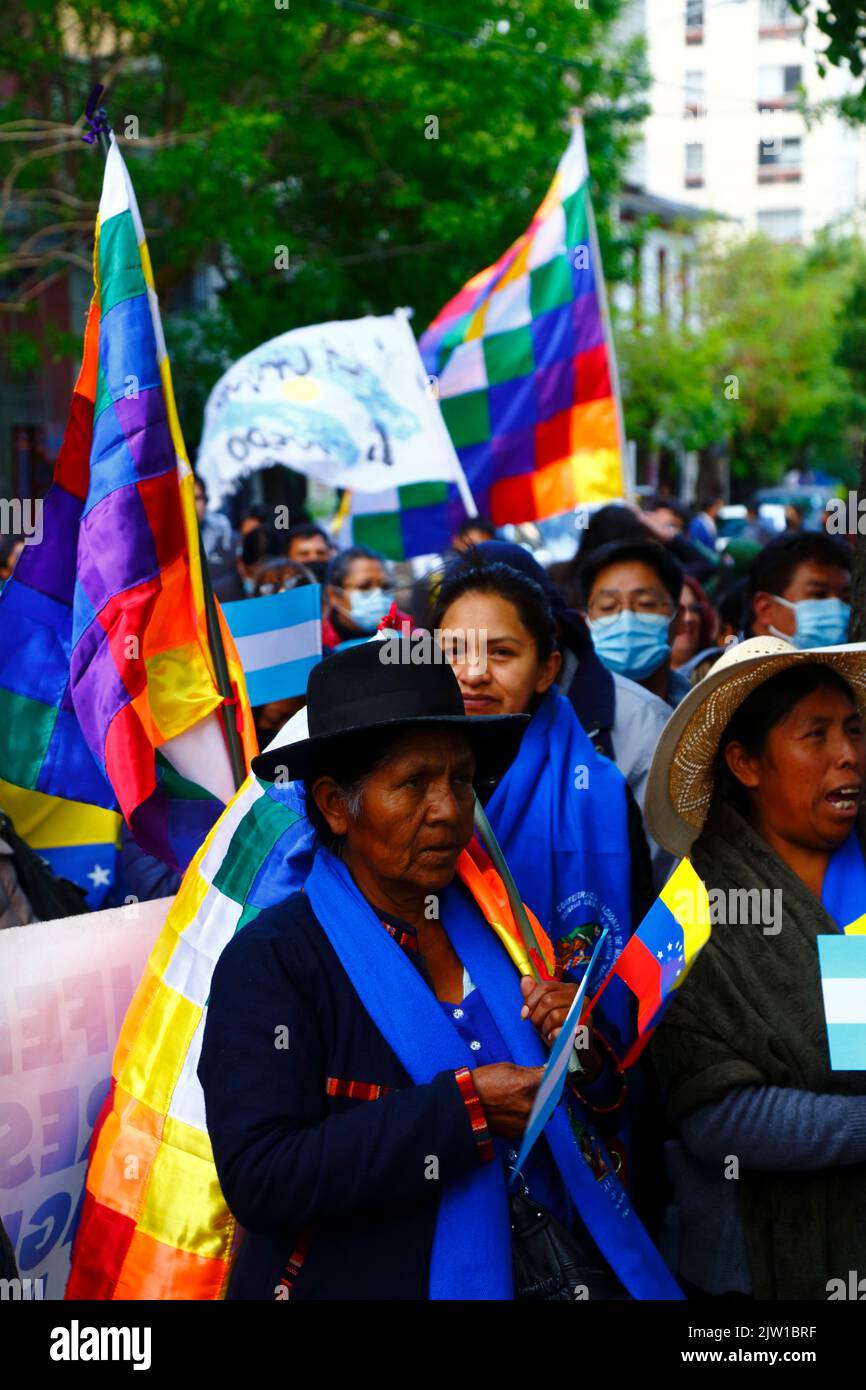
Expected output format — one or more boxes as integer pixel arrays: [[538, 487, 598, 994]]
[[196, 311, 463, 502], [0, 898, 171, 1299]]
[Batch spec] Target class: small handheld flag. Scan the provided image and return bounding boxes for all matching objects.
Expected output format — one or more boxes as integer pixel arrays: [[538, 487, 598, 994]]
[[818, 935, 866, 1070], [588, 858, 712, 1067], [221, 587, 322, 705]]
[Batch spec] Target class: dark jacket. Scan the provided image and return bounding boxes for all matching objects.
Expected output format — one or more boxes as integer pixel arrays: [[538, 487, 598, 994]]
[[197, 892, 486, 1300], [119, 823, 182, 902]]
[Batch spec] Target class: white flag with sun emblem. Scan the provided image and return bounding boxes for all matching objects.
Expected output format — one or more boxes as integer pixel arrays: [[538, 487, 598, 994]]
[[196, 311, 463, 503]]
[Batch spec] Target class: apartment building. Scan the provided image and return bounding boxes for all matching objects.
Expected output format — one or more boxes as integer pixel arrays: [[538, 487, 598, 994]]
[[625, 0, 866, 242]]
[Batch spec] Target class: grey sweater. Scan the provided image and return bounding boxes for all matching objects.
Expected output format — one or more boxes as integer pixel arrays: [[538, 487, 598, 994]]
[[665, 1085, 866, 1295]]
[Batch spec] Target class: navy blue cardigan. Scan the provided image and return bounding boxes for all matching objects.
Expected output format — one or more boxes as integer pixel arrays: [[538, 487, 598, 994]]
[[198, 891, 487, 1300]]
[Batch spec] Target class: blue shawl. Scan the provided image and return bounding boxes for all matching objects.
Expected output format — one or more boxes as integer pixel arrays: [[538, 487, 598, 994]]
[[485, 688, 634, 1048], [305, 847, 682, 1301], [822, 828, 866, 930]]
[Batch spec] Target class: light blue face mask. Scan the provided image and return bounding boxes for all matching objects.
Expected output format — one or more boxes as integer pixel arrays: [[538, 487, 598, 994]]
[[589, 610, 671, 680], [348, 586, 393, 632], [242, 576, 256, 596], [768, 595, 851, 650]]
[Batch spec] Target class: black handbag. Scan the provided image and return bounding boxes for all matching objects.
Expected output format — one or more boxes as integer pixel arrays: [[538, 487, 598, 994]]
[[510, 1188, 630, 1301]]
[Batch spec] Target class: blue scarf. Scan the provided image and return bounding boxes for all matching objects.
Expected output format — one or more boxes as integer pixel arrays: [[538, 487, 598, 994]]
[[305, 847, 682, 1301], [485, 687, 634, 1049], [822, 829, 866, 931]]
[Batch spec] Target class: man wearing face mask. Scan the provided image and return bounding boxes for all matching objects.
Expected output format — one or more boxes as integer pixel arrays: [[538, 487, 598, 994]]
[[748, 533, 852, 649], [580, 540, 688, 707], [322, 545, 411, 652], [578, 540, 685, 889]]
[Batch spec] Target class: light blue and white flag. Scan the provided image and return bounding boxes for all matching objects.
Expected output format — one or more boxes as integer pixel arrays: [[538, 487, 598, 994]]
[[222, 586, 322, 706], [818, 934, 866, 1070]]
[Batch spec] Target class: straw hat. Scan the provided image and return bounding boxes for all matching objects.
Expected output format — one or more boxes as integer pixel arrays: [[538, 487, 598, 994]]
[[644, 636, 866, 858]]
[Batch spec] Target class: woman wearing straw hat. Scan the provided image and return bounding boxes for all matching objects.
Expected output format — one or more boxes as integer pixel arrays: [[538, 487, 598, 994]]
[[644, 634, 866, 1300], [198, 637, 680, 1301]]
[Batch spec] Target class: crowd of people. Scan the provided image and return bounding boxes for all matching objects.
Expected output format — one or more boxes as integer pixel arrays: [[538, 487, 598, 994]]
[[191, 481, 866, 1301], [4, 479, 865, 1302]]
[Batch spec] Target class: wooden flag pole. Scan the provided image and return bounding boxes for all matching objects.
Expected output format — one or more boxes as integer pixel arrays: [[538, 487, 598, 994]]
[[198, 527, 248, 790], [84, 86, 247, 791], [474, 798, 583, 1075]]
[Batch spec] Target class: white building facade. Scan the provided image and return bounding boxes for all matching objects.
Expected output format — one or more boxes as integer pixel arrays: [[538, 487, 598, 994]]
[[625, 0, 866, 242]]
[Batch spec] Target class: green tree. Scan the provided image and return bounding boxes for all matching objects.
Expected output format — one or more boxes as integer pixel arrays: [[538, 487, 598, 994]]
[[789, 0, 866, 88], [617, 231, 862, 491], [1, 0, 649, 447]]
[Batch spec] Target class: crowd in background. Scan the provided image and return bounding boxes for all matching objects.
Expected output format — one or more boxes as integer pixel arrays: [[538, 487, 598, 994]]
[[1, 479, 853, 924], [3, 475, 864, 1301]]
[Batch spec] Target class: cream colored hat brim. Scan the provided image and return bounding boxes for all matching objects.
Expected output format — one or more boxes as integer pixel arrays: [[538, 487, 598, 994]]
[[644, 636, 866, 859]]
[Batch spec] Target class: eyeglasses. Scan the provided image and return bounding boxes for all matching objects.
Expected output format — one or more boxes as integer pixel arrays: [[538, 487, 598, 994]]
[[587, 590, 676, 621]]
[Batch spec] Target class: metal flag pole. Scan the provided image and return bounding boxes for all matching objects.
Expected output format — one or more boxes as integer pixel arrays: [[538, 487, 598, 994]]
[[83, 85, 247, 791]]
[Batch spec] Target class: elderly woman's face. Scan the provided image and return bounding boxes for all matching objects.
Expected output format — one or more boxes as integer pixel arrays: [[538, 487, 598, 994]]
[[314, 727, 477, 893], [725, 684, 866, 852]]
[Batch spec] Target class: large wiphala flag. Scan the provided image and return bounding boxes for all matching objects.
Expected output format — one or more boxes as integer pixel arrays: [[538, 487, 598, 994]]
[[0, 136, 257, 878], [420, 118, 626, 527]]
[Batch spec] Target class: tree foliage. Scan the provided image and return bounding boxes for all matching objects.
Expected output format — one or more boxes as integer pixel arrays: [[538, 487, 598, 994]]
[[618, 231, 865, 488], [788, 0, 866, 86], [0, 0, 649, 444]]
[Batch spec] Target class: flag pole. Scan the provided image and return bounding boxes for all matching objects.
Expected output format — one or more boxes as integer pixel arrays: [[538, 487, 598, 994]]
[[473, 798, 583, 1074], [575, 114, 631, 504], [83, 86, 247, 791]]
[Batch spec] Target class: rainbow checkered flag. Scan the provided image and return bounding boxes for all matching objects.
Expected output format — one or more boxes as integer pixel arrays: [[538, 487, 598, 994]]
[[65, 765, 313, 1299], [344, 120, 627, 560], [0, 134, 257, 880], [588, 859, 712, 1067], [420, 117, 625, 525]]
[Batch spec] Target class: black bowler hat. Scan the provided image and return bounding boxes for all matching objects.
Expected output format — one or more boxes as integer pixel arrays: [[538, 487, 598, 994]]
[[251, 636, 528, 784]]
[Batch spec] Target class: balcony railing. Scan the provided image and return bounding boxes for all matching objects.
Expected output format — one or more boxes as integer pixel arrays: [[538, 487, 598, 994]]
[[759, 20, 806, 38], [757, 167, 801, 183]]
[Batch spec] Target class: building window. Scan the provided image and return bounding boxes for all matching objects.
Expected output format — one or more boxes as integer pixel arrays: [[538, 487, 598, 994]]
[[757, 136, 802, 181], [686, 0, 704, 43], [658, 245, 668, 318], [685, 142, 704, 187], [684, 70, 705, 117], [759, 0, 804, 37], [757, 208, 802, 242], [757, 65, 802, 109]]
